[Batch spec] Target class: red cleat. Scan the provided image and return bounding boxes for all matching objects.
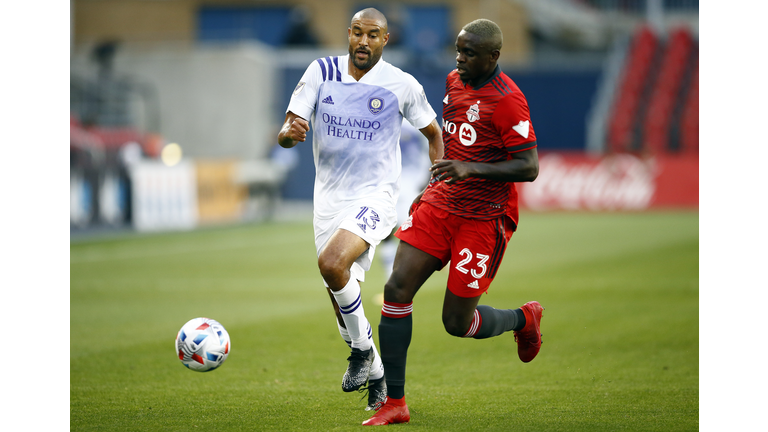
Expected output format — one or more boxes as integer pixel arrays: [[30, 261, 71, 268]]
[[362, 397, 410, 426], [514, 301, 544, 363]]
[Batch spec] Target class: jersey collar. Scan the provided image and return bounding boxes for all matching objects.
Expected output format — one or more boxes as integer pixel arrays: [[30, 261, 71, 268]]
[[346, 54, 386, 83], [465, 65, 501, 90]]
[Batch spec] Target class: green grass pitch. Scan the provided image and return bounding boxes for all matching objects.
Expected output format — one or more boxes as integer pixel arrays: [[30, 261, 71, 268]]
[[70, 211, 698, 431]]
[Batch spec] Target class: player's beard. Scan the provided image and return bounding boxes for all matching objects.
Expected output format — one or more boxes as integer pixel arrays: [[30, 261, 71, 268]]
[[350, 47, 381, 72]]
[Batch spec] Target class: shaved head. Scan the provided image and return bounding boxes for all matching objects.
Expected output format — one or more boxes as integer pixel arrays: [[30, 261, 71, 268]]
[[348, 7, 390, 75], [352, 7, 388, 34], [461, 19, 503, 52]]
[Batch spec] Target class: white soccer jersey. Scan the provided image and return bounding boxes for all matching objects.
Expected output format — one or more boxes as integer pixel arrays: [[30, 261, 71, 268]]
[[287, 54, 436, 219]]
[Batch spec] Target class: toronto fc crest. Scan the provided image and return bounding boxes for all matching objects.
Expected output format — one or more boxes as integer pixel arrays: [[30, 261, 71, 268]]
[[466, 101, 480, 122]]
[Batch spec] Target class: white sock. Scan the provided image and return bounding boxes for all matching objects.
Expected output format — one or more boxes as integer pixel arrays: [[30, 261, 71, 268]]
[[337, 321, 352, 348], [368, 336, 384, 380], [332, 277, 373, 351]]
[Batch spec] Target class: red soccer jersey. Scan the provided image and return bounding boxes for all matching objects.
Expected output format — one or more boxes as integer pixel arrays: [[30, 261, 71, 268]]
[[422, 66, 537, 224]]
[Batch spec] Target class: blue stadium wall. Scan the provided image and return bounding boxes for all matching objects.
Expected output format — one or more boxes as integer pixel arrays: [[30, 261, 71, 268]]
[[277, 65, 601, 200]]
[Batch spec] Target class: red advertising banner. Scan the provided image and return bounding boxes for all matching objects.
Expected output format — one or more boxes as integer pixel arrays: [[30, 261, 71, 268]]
[[519, 153, 698, 210]]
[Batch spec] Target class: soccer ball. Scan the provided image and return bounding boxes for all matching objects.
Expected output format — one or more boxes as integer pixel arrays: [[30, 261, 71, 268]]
[[175, 317, 230, 372]]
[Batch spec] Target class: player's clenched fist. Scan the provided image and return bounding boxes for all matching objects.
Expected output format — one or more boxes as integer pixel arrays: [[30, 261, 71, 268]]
[[288, 117, 310, 141], [277, 114, 310, 148]]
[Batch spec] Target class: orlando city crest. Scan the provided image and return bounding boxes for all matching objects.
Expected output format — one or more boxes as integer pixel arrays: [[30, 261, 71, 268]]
[[368, 97, 384, 115], [466, 101, 480, 122]]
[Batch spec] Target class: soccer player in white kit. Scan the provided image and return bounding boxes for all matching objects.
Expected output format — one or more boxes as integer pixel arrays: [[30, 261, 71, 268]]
[[277, 8, 443, 411]]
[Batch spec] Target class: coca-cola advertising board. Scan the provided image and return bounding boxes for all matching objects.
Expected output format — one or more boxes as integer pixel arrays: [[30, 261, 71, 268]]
[[519, 153, 698, 211]]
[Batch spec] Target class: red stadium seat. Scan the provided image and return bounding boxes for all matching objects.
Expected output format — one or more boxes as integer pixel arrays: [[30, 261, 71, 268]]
[[680, 62, 699, 153], [642, 28, 694, 154], [607, 26, 659, 153], [88, 127, 145, 149]]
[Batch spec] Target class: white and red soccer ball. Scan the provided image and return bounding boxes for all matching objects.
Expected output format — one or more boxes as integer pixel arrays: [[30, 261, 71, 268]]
[[175, 317, 230, 372]]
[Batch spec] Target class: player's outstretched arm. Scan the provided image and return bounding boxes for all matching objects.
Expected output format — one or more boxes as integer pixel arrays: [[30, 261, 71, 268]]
[[430, 147, 539, 184], [277, 111, 310, 148], [419, 119, 444, 164]]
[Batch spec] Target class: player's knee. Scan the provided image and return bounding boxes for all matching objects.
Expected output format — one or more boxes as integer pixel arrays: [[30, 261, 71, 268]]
[[317, 254, 345, 286], [442, 314, 469, 337], [383, 279, 411, 304]]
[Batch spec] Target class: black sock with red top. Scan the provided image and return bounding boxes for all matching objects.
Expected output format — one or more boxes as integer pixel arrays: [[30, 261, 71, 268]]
[[379, 301, 413, 400]]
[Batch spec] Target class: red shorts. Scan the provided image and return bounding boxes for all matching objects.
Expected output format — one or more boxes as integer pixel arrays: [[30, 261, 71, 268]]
[[395, 201, 513, 298]]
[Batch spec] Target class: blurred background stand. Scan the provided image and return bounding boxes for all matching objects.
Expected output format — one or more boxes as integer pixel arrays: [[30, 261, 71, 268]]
[[70, 0, 698, 237], [235, 159, 290, 222]]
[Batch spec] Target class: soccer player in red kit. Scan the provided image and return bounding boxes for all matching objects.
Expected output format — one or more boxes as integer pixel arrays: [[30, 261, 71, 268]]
[[363, 19, 543, 426]]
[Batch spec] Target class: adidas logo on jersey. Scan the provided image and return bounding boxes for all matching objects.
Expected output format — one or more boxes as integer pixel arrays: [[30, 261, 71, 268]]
[[467, 280, 480, 289], [322, 95, 334, 105]]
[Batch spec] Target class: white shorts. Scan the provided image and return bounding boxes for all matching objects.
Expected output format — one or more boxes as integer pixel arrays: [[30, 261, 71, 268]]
[[314, 194, 397, 284]]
